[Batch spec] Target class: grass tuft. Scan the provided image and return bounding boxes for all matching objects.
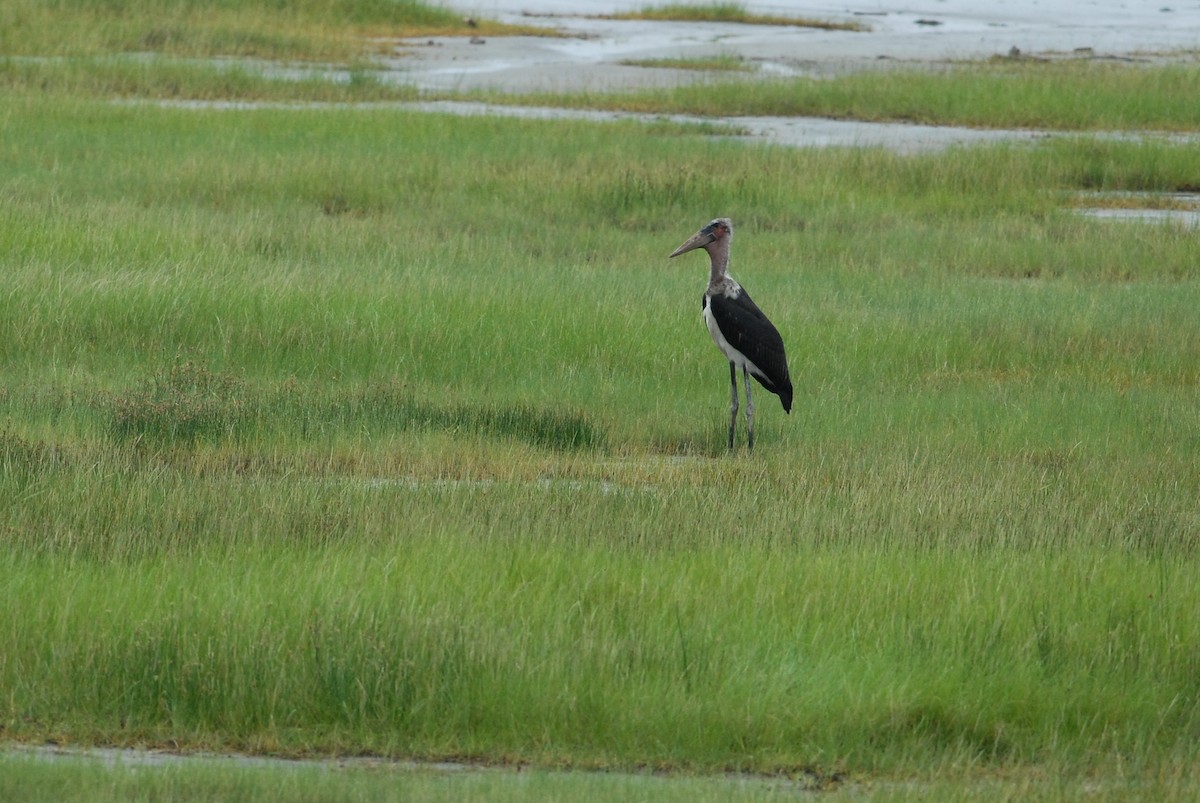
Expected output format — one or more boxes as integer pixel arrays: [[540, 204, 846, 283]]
[[620, 54, 755, 73], [107, 360, 249, 443], [603, 3, 867, 32]]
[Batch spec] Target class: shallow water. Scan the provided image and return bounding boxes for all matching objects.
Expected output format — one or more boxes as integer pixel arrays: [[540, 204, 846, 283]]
[[127, 2, 1200, 153], [358, 2, 1200, 152], [1076, 208, 1200, 226], [2, 743, 827, 796], [392, 1, 1200, 93], [141, 95, 1200, 155]]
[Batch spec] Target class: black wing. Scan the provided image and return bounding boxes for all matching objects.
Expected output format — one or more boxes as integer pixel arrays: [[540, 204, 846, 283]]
[[709, 288, 793, 412]]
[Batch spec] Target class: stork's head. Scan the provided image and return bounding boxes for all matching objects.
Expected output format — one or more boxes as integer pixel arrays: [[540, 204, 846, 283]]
[[669, 218, 732, 258]]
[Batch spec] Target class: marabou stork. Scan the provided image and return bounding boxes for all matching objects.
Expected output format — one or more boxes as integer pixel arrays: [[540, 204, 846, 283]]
[[670, 218, 792, 450]]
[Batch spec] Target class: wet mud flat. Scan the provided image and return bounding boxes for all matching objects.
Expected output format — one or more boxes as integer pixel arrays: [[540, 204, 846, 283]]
[[365, 1, 1200, 152], [388, 1, 1200, 94]]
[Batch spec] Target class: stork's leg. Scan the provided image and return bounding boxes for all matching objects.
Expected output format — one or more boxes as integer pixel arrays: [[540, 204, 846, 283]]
[[727, 361, 738, 450], [743, 367, 756, 451]]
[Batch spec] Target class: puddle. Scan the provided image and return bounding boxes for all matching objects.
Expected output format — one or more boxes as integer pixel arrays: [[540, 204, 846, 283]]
[[1073, 192, 1200, 226], [136, 96, 1079, 153], [142, 95, 1200, 154], [3, 743, 481, 775], [2, 743, 831, 794], [351, 100, 1057, 152], [4, 743, 1154, 798], [1077, 208, 1200, 226], [397, 100, 1053, 152]]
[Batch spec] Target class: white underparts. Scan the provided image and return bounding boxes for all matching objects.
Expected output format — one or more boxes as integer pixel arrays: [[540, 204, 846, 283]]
[[703, 295, 766, 380]]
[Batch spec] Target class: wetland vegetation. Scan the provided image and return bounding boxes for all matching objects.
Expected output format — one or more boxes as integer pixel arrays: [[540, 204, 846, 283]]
[[597, 2, 868, 32], [2, 2, 1199, 801], [477, 60, 1200, 131]]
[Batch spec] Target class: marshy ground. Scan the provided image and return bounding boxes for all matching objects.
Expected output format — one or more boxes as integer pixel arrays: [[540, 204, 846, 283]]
[[3, 2, 1200, 801]]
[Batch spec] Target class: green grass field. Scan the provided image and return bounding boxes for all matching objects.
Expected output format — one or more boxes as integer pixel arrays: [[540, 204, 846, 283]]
[[0, 0, 545, 61], [2, 2, 1200, 801]]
